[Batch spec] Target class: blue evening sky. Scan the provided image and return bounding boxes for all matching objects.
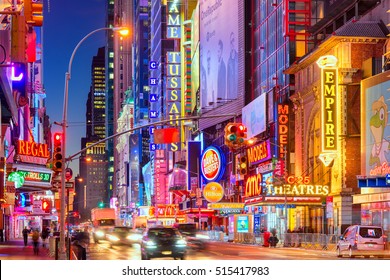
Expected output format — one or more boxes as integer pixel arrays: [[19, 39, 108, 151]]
[[43, 0, 106, 173]]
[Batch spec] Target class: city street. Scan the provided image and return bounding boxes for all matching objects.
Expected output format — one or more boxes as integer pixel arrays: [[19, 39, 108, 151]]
[[1, 238, 389, 260]]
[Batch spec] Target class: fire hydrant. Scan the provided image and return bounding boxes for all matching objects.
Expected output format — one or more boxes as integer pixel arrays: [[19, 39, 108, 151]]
[[263, 231, 270, 247]]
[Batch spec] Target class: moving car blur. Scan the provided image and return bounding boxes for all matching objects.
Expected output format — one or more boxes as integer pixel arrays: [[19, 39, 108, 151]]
[[175, 223, 209, 250], [140, 226, 187, 260], [105, 226, 143, 247]]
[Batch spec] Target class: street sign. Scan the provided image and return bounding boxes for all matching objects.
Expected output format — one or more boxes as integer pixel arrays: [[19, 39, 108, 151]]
[[65, 168, 73, 181]]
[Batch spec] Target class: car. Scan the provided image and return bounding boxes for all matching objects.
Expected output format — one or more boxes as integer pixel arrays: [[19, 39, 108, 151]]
[[337, 225, 386, 258], [140, 226, 187, 260], [176, 223, 209, 250], [105, 226, 143, 247]]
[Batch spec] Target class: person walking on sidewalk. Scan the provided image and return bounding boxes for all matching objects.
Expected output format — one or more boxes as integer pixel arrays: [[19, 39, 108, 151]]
[[32, 229, 40, 255], [41, 227, 49, 248], [22, 227, 30, 246]]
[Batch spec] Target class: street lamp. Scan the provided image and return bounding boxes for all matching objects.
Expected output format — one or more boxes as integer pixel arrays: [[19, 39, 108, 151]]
[[58, 26, 129, 260]]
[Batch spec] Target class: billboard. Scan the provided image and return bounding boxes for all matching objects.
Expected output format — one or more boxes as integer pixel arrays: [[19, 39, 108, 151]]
[[361, 70, 390, 177], [199, 0, 242, 109], [242, 94, 266, 138]]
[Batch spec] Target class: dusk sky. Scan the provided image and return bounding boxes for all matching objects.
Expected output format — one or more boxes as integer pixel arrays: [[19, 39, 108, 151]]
[[43, 0, 106, 173]]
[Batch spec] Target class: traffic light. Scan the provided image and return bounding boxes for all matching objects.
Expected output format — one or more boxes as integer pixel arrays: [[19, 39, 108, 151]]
[[52, 132, 63, 172], [238, 154, 248, 176], [42, 199, 51, 213], [224, 123, 238, 149], [11, 15, 27, 62], [11, 62, 28, 107], [98, 201, 104, 208], [237, 124, 247, 145], [24, 0, 43, 26]]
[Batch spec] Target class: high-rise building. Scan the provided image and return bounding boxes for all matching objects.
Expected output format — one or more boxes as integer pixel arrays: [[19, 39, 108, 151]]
[[76, 47, 109, 221], [132, 0, 150, 208], [105, 0, 116, 202]]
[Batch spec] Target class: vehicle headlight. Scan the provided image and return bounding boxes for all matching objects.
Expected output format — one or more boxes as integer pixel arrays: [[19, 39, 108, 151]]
[[196, 234, 210, 240], [175, 239, 187, 247], [145, 240, 157, 248], [127, 234, 141, 241], [95, 231, 105, 237], [108, 235, 119, 242]]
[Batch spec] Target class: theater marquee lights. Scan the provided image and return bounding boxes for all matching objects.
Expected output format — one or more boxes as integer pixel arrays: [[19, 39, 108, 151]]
[[317, 55, 339, 166]]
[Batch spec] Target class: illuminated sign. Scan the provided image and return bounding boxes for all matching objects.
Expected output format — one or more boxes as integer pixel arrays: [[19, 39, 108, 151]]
[[150, 204, 185, 218], [244, 174, 329, 198], [18, 170, 51, 183], [245, 174, 263, 197], [208, 203, 245, 210], [167, 1, 181, 39], [201, 146, 225, 182], [154, 155, 167, 204], [203, 182, 224, 203], [166, 51, 182, 152], [17, 140, 49, 165], [269, 184, 329, 196], [247, 141, 271, 166], [278, 104, 289, 160], [317, 55, 338, 155]]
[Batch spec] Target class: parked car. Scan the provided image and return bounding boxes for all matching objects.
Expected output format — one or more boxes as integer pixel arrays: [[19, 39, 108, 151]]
[[337, 225, 386, 258], [140, 226, 187, 260], [105, 226, 143, 247]]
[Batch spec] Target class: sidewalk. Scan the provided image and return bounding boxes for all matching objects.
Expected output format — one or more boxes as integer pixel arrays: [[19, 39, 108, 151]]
[[0, 238, 54, 260]]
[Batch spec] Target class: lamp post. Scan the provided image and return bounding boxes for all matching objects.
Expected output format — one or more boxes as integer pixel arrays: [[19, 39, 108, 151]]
[[58, 26, 129, 260]]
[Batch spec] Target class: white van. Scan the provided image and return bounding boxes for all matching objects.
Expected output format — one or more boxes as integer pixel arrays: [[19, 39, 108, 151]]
[[337, 225, 386, 258]]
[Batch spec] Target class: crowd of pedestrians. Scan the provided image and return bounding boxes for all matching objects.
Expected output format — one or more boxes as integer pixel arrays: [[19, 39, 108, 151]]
[[22, 226, 51, 255]]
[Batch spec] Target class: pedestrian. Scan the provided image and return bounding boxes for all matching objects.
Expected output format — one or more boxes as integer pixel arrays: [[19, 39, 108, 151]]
[[32, 229, 40, 255], [41, 227, 49, 248], [22, 227, 29, 246]]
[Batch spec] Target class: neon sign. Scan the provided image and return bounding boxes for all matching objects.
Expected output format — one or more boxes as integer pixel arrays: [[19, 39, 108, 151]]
[[201, 146, 225, 182], [17, 140, 50, 158], [247, 141, 271, 165], [278, 104, 289, 159], [317, 55, 338, 153]]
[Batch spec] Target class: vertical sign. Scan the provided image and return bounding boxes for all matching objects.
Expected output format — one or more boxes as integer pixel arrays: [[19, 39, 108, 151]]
[[166, 1, 182, 152], [317, 55, 338, 166]]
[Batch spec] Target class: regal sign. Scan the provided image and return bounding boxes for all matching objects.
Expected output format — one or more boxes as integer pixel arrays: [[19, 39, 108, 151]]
[[17, 140, 49, 165]]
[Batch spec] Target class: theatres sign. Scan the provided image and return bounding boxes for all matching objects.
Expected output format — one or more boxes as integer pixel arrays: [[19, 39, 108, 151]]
[[17, 140, 50, 165], [244, 173, 330, 198]]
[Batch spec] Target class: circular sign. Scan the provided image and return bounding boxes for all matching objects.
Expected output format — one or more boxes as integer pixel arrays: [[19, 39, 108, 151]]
[[203, 182, 224, 203], [201, 146, 224, 182], [65, 168, 73, 181]]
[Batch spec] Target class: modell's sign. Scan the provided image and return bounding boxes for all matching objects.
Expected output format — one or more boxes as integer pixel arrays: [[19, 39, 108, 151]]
[[17, 140, 49, 165]]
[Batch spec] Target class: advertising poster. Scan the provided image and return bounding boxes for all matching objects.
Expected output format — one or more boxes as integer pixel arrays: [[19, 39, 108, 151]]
[[199, 0, 241, 109], [236, 215, 249, 233], [361, 70, 390, 177], [242, 94, 266, 139]]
